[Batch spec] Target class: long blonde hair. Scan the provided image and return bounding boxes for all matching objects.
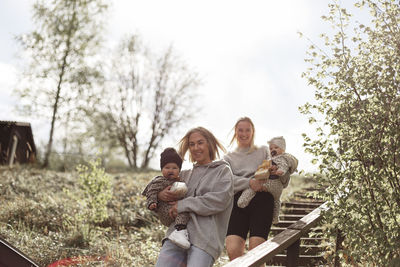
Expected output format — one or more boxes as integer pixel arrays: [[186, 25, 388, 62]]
[[179, 127, 226, 163], [229, 117, 257, 153]]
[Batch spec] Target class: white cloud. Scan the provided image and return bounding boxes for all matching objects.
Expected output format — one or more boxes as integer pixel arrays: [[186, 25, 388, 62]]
[[0, 62, 18, 118]]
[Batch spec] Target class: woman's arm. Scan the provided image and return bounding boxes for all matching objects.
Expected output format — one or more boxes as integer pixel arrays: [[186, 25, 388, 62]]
[[157, 185, 180, 202], [227, 146, 271, 193], [232, 174, 253, 193], [249, 178, 265, 191], [224, 155, 253, 193], [177, 166, 233, 216]]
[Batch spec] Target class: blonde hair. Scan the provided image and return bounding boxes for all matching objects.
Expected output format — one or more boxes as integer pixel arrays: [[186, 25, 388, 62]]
[[229, 117, 257, 153], [179, 127, 226, 163]]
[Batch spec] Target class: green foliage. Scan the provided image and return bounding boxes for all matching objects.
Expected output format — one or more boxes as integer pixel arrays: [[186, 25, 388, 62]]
[[0, 165, 315, 266], [0, 165, 163, 265], [63, 157, 112, 246], [14, 0, 109, 166], [76, 158, 112, 225], [300, 0, 400, 264]]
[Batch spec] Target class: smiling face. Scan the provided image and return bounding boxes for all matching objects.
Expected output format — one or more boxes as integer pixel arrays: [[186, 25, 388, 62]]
[[235, 121, 254, 148], [161, 162, 180, 179], [269, 144, 284, 157], [188, 131, 212, 165]]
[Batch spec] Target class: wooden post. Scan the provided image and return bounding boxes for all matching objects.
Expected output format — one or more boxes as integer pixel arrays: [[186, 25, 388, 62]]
[[286, 239, 300, 267], [334, 229, 344, 267], [8, 135, 18, 167]]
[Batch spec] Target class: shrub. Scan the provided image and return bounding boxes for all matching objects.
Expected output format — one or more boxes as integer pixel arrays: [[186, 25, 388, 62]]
[[300, 0, 400, 265], [63, 157, 112, 247]]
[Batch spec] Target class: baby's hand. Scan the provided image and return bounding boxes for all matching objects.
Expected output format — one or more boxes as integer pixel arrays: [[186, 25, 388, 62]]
[[275, 170, 284, 176], [149, 203, 157, 210]]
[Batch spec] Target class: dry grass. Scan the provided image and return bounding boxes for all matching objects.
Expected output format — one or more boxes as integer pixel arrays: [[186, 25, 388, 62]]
[[0, 165, 315, 266]]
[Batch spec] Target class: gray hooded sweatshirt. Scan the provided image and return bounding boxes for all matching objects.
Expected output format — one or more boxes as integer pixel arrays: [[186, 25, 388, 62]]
[[163, 159, 234, 261]]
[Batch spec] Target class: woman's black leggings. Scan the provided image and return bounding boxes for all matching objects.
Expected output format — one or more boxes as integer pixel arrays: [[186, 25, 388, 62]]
[[226, 191, 274, 240]]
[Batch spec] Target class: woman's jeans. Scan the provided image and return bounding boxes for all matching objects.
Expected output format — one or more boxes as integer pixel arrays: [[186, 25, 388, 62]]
[[155, 239, 214, 267]]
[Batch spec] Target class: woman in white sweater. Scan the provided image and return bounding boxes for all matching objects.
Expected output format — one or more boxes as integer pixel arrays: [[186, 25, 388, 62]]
[[224, 117, 274, 261], [156, 127, 234, 267]]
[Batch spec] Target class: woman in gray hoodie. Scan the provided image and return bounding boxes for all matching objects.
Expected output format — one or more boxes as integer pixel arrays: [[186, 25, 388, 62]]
[[155, 127, 234, 267]]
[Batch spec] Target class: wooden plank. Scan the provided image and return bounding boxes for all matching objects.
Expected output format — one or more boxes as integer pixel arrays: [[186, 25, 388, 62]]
[[275, 220, 296, 228], [299, 244, 326, 255], [8, 135, 18, 167], [281, 207, 315, 215], [271, 254, 326, 265], [300, 237, 327, 245], [224, 229, 302, 267], [0, 237, 39, 267], [279, 214, 304, 221], [270, 227, 287, 235], [276, 244, 326, 255], [288, 203, 328, 233], [293, 193, 315, 199], [282, 201, 322, 209], [223, 202, 328, 267]]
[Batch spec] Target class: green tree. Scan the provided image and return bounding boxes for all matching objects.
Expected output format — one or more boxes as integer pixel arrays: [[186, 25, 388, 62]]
[[300, 0, 400, 265], [15, 0, 109, 167]]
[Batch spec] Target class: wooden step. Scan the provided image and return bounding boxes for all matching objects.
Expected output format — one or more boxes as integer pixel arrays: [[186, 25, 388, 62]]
[[299, 244, 326, 255], [300, 237, 327, 245], [268, 244, 327, 255], [279, 214, 304, 221], [303, 187, 325, 192], [282, 201, 322, 209], [293, 192, 315, 199], [270, 226, 323, 238], [224, 187, 328, 267], [281, 207, 315, 215], [275, 220, 296, 228], [274, 244, 326, 256], [269, 227, 287, 235], [269, 254, 326, 266]]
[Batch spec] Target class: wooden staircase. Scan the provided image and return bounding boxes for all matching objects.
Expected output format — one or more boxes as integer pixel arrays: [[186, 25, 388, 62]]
[[224, 187, 328, 267], [267, 188, 327, 266]]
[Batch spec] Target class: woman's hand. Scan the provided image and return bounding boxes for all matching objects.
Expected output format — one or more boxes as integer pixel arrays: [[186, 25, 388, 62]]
[[158, 185, 179, 202], [249, 178, 264, 192], [269, 165, 278, 175], [168, 202, 178, 219]]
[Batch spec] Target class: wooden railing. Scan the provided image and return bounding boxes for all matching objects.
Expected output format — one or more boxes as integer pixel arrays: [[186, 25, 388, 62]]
[[223, 202, 328, 267], [0, 236, 39, 267]]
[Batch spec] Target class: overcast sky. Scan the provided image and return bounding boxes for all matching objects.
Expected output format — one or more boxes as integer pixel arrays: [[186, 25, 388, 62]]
[[0, 0, 358, 172]]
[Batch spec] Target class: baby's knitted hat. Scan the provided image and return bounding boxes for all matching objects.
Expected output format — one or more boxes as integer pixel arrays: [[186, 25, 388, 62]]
[[268, 136, 286, 151], [160, 147, 183, 169]]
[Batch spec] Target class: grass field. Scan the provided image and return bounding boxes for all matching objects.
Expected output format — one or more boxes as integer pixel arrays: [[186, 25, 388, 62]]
[[0, 165, 315, 266]]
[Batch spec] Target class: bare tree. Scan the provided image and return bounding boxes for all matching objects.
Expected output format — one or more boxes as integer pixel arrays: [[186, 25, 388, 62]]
[[91, 35, 200, 169], [141, 46, 200, 168]]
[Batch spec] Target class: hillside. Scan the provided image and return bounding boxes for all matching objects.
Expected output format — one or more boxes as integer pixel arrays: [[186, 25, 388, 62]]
[[0, 165, 311, 266]]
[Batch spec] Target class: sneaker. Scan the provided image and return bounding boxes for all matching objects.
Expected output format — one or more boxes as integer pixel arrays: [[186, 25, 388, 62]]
[[168, 229, 190, 249]]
